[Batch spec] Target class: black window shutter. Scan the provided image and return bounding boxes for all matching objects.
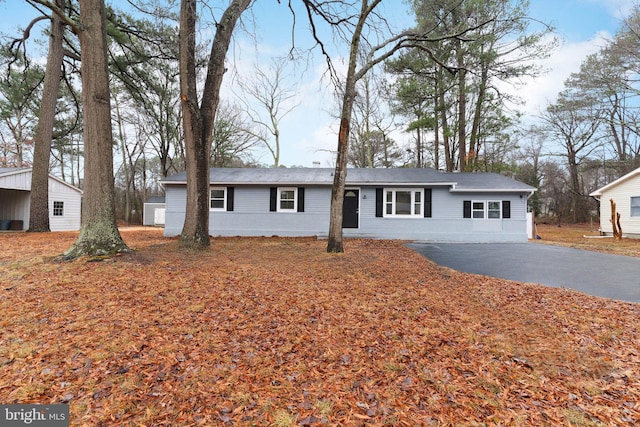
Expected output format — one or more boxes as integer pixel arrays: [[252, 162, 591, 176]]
[[463, 200, 471, 218], [226, 187, 234, 212], [502, 200, 511, 219], [297, 187, 305, 212], [375, 188, 383, 217], [424, 188, 432, 218], [270, 187, 277, 212]]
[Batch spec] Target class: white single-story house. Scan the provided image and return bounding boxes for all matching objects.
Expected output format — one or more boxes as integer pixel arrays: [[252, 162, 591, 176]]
[[0, 167, 82, 231], [143, 196, 166, 226], [590, 166, 640, 238], [160, 168, 536, 242]]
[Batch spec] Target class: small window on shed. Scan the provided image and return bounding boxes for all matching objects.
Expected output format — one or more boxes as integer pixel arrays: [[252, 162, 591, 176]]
[[53, 201, 64, 216]]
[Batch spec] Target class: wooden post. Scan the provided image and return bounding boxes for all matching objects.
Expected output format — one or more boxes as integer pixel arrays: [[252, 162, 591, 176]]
[[609, 198, 623, 240]]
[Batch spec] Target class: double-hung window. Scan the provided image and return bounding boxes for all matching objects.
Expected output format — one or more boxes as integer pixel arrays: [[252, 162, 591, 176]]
[[269, 187, 304, 212], [472, 201, 501, 219], [464, 200, 510, 219], [384, 189, 423, 217], [487, 201, 501, 219], [631, 196, 640, 217], [277, 187, 297, 212], [472, 201, 485, 219], [210, 187, 226, 211]]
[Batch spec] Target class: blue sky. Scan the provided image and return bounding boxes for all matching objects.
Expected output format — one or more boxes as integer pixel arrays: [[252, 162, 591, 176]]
[[0, 0, 636, 167]]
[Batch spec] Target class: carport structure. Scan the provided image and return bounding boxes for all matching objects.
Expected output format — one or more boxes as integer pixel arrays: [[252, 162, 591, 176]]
[[0, 167, 82, 231]]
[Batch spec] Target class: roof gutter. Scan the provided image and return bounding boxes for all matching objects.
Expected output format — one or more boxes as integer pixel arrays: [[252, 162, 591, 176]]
[[449, 188, 536, 194], [161, 180, 461, 187]]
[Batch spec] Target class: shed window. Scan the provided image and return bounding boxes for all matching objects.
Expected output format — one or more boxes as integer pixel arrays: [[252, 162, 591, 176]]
[[631, 196, 640, 217], [53, 201, 64, 216]]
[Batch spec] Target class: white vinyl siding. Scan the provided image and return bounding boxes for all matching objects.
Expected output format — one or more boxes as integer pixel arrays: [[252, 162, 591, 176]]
[[595, 171, 640, 237], [48, 178, 82, 231]]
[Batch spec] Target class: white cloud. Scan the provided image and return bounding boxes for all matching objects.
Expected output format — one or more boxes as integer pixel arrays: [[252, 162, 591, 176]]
[[513, 31, 611, 117], [591, 0, 636, 19]]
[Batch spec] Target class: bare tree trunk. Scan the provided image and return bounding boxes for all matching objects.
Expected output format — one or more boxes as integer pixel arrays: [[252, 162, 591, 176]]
[[114, 97, 132, 224], [179, 0, 208, 248], [179, 0, 250, 249], [437, 74, 453, 172], [456, 44, 467, 171], [65, 0, 128, 258], [433, 91, 440, 171], [327, 0, 374, 253], [28, 0, 66, 232], [469, 66, 488, 171]]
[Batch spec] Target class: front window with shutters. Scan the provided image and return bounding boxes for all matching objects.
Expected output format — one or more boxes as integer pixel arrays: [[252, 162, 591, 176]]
[[465, 200, 510, 219], [384, 189, 423, 217], [473, 201, 502, 219], [278, 187, 297, 212]]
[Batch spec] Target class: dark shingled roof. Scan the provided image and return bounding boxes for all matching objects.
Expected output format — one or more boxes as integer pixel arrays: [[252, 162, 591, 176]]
[[0, 167, 30, 176], [145, 196, 166, 204], [161, 168, 535, 192]]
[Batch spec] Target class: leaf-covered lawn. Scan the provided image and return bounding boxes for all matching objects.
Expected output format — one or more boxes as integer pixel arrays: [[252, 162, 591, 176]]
[[1, 228, 639, 426], [535, 223, 640, 258]]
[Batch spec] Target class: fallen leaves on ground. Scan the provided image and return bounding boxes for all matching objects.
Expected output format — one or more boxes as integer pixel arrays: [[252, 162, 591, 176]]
[[1, 227, 639, 426], [535, 223, 640, 257]]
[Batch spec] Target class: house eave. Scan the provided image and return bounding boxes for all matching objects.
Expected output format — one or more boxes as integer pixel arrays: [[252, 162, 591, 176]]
[[161, 180, 461, 187], [0, 167, 83, 194], [449, 188, 536, 194], [590, 167, 640, 196], [348, 181, 458, 187]]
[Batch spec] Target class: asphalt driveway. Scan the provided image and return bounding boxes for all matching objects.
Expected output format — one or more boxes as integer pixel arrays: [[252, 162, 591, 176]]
[[407, 242, 640, 303]]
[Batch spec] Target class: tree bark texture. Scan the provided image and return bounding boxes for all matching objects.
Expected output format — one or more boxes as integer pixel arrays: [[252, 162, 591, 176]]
[[65, 0, 128, 258], [179, 0, 250, 250], [28, 1, 66, 232], [327, 0, 372, 253]]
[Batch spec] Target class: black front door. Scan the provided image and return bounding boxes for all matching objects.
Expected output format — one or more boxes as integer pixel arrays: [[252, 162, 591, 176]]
[[342, 189, 359, 228]]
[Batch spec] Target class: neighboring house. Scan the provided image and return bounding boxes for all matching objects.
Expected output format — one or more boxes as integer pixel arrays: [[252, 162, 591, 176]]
[[143, 196, 166, 226], [590, 167, 640, 238], [161, 168, 535, 242], [0, 167, 82, 231]]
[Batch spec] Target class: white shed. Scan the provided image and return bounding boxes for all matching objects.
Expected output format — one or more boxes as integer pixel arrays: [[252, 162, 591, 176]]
[[142, 196, 165, 226], [590, 167, 640, 238], [0, 167, 83, 231]]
